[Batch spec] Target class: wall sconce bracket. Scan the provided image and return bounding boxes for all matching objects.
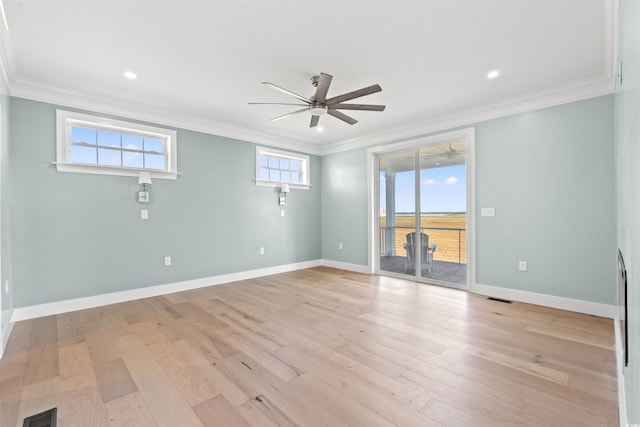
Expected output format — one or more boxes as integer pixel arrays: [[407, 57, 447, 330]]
[[278, 183, 290, 206]]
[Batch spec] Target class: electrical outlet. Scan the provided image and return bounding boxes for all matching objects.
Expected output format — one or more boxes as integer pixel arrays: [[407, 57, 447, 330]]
[[519, 260, 527, 271], [281, 209, 285, 217], [338, 242, 343, 250], [141, 209, 149, 219], [4, 280, 8, 294], [260, 247, 265, 255], [165, 256, 172, 266]]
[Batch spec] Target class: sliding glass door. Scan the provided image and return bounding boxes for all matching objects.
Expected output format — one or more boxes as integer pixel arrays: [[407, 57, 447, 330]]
[[377, 139, 468, 287]]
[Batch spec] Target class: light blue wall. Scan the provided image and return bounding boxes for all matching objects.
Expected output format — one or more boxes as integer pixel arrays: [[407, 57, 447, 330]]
[[476, 96, 614, 303], [321, 148, 369, 265], [10, 97, 321, 307], [0, 71, 12, 343], [321, 95, 615, 305], [615, 0, 640, 421]]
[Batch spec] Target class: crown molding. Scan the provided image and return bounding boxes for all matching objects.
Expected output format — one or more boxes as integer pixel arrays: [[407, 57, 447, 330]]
[[319, 75, 614, 155], [1, 73, 617, 161], [8, 73, 614, 159], [9, 78, 324, 156]]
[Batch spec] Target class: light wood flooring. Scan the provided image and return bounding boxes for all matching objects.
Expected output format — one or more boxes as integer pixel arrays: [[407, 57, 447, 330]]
[[0, 267, 618, 426]]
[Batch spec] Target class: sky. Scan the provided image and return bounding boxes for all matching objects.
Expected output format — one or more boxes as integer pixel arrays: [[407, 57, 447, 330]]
[[380, 164, 466, 213]]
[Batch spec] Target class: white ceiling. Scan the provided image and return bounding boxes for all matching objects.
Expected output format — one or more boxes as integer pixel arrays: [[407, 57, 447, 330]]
[[0, 1, 615, 155]]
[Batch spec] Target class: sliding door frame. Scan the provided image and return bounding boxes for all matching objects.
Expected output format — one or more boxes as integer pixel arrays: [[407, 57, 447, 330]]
[[367, 127, 476, 291]]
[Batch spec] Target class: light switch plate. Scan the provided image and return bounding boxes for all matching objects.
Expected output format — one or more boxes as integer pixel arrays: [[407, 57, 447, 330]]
[[481, 207, 495, 217]]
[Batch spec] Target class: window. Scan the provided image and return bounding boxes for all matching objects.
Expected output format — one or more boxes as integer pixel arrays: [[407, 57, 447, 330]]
[[56, 110, 178, 179], [255, 146, 310, 189]]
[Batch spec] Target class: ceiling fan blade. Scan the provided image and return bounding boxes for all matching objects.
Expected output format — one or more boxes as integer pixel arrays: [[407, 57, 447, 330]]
[[424, 151, 462, 159], [327, 109, 358, 125], [310, 115, 320, 128], [271, 108, 308, 122], [262, 82, 311, 104], [249, 102, 309, 106], [331, 103, 386, 111], [313, 73, 333, 103], [325, 84, 382, 105]]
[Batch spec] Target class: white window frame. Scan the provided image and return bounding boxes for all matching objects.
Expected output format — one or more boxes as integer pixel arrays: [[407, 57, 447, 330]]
[[255, 146, 311, 189], [56, 109, 178, 179]]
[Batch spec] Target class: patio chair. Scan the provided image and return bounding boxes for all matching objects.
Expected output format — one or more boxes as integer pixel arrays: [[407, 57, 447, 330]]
[[403, 232, 438, 275]]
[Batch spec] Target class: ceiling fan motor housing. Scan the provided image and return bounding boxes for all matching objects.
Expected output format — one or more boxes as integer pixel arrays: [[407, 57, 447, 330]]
[[309, 102, 327, 116]]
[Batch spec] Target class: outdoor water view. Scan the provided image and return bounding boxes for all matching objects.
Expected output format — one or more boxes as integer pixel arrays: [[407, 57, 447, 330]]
[[379, 145, 467, 284]]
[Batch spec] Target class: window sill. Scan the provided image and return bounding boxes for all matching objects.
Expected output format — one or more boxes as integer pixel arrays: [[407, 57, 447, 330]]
[[55, 162, 178, 180], [254, 180, 310, 190]]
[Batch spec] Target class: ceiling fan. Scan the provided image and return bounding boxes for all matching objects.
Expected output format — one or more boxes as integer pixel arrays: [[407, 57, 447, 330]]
[[249, 72, 385, 128], [424, 143, 465, 163]]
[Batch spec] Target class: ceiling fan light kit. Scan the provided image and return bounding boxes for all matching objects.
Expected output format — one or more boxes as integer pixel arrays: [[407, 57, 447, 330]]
[[309, 103, 327, 116], [250, 72, 385, 128]]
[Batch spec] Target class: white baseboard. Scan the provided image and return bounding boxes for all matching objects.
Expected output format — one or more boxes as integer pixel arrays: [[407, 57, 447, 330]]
[[11, 259, 323, 322], [320, 259, 371, 274], [613, 311, 628, 427], [472, 283, 615, 318], [1, 311, 14, 359]]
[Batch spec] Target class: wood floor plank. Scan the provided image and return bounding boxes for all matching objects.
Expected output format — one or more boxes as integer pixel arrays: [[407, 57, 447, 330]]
[[444, 344, 570, 385], [104, 391, 157, 427], [420, 397, 498, 427], [221, 352, 353, 427], [234, 400, 282, 427], [59, 370, 110, 426], [0, 352, 27, 427], [213, 328, 302, 382], [172, 338, 251, 407], [3, 320, 33, 357], [56, 311, 86, 347], [145, 334, 219, 407], [525, 323, 615, 350], [440, 346, 617, 425], [0, 267, 618, 426], [290, 372, 396, 427], [16, 376, 62, 426], [23, 344, 58, 386], [274, 340, 439, 426], [85, 326, 121, 367], [118, 334, 205, 427], [94, 358, 138, 403], [192, 395, 251, 427], [58, 342, 93, 379]]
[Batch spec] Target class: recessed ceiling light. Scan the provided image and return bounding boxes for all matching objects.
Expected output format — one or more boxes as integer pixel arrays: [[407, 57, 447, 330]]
[[123, 71, 137, 80], [316, 126, 324, 133], [486, 70, 500, 80]]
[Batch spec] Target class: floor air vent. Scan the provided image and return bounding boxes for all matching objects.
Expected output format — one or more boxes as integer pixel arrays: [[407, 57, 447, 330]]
[[487, 297, 512, 304], [23, 408, 57, 427]]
